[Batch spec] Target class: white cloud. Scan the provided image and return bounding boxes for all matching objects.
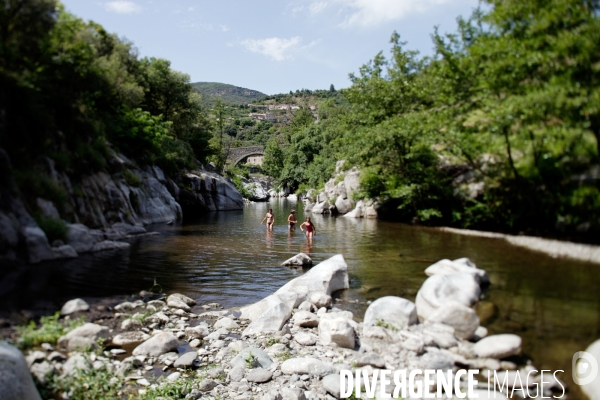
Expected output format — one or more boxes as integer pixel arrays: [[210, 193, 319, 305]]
[[220, 25, 229, 32], [241, 36, 307, 61], [300, 0, 461, 28], [105, 0, 141, 14]]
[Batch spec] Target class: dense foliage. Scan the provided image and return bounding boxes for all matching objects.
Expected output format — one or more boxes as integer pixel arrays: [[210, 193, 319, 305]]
[[0, 0, 215, 178], [264, 0, 600, 240]]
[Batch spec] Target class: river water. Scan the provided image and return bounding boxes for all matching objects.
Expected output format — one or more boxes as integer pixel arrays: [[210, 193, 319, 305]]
[[1, 198, 599, 398]]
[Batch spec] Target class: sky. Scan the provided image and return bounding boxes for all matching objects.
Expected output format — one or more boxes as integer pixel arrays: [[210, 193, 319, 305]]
[[60, 0, 480, 95]]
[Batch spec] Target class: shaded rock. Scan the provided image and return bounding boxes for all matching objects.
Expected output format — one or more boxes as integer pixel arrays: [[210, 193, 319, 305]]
[[168, 293, 196, 306], [198, 378, 218, 392], [243, 301, 292, 336], [282, 253, 312, 267], [167, 297, 191, 312], [297, 301, 315, 312], [310, 293, 332, 309], [363, 296, 417, 331], [415, 272, 481, 320], [65, 223, 97, 253], [354, 352, 385, 368], [60, 298, 90, 315], [281, 357, 335, 377], [67, 336, 98, 352], [246, 368, 272, 383], [343, 200, 364, 218], [322, 373, 344, 398], [132, 332, 179, 356], [473, 334, 522, 359], [425, 301, 479, 340], [25, 351, 46, 367], [47, 351, 66, 362], [292, 310, 319, 328], [473, 326, 488, 341], [91, 240, 130, 252], [173, 352, 197, 368]]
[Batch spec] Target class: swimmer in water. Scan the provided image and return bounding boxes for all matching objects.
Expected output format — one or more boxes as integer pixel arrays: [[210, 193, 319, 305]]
[[261, 208, 274, 230], [299, 216, 316, 239], [287, 209, 297, 231]]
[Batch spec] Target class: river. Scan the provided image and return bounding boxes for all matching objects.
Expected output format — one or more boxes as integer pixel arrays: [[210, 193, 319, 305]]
[[1, 198, 599, 398]]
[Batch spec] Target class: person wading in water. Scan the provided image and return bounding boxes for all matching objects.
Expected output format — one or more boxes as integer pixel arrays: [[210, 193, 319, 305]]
[[287, 209, 297, 231], [300, 216, 316, 240], [261, 208, 274, 230]]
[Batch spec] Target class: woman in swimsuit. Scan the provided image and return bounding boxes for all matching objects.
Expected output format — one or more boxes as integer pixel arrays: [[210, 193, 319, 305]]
[[261, 208, 274, 230], [287, 210, 297, 231], [300, 216, 316, 239]]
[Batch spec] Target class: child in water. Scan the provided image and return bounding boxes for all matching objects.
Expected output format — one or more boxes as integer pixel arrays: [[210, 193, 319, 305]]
[[287, 209, 297, 231], [300, 216, 316, 239], [261, 208, 274, 230]]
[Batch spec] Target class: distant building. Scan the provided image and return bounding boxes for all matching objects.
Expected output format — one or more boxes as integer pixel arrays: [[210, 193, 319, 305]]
[[309, 104, 317, 110], [246, 155, 264, 166], [248, 113, 277, 122]]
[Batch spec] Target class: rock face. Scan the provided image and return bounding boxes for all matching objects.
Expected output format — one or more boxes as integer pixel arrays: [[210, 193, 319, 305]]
[[176, 170, 244, 213], [363, 296, 418, 331], [0, 148, 245, 264], [242, 179, 270, 202], [0, 343, 42, 400], [415, 272, 481, 320]]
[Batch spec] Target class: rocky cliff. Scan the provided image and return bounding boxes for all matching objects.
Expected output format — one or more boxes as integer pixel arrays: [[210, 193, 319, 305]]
[[0, 150, 243, 265]]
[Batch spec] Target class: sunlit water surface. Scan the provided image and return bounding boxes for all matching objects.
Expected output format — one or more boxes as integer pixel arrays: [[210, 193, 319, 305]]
[[1, 199, 599, 398]]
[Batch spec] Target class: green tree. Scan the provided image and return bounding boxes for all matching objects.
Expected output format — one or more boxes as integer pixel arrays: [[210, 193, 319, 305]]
[[262, 139, 284, 178]]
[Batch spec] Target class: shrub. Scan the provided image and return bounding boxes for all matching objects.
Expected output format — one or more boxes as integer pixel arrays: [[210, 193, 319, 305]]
[[16, 312, 85, 350]]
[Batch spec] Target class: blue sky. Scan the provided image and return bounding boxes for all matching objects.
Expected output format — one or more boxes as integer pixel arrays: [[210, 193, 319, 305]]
[[60, 0, 480, 95]]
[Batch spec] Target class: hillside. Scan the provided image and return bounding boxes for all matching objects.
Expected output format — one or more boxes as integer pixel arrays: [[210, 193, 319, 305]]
[[191, 82, 267, 105]]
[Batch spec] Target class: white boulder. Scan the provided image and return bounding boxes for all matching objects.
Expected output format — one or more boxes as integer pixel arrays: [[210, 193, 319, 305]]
[[415, 272, 481, 320], [363, 296, 417, 331], [425, 301, 480, 340], [60, 298, 89, 315], [473, 334, 522, 359]]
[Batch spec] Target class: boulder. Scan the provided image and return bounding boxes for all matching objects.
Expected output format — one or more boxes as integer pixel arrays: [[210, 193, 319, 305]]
[[57, 323, 109, 349], [23, 226, 54, 264], [30, 361, 54, 384], [132, 332, 179, 356], [355, 352, 386, 368], [294, 332, 318, 346], [112, 331, 150, 346], [228, 365, 245, 382], [0, 344, 43, 400], [243, 182, 269, 201], [230, 347, 273, 370], [363, 296, 417, 331], [91, 240, 130, 252], [280, 387, 306, 400], [343, 200, 364, 218], [198, 378, 218, 392], [311, 200, 329, 214], [473, 334, 522, 359], [281, 357, 335, 377], [310, 293, 332, 309], [246, 368, 272, 383], [65, 223, 97, 253], [581, 339, 600, 400], [319, 317, 355, 349], [67, 336, 98, 352], [425, 301, 480, 340], [415, 272, 481, 320], [173, 352, 197, 368], [322, 373, 344, 398], [335, 196, 354, 215], [185, 324, 209, 339], [424, 258, 489, 285], [292, 311, 319, 328], [281, 253, 313, 267], [60, 298, 89, 315], [214, 317, 239, 330], [0, 342, 41, 400], [242, 301, 292, 336]]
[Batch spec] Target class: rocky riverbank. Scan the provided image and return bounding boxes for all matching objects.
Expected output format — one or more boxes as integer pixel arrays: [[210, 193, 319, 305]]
[[3, 254, 596, 399], [0, 149, 243, 265]]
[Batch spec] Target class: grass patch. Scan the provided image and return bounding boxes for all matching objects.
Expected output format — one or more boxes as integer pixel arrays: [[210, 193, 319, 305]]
[[375, 319, 398, 332], [123, 169, 142, 187], [34, 214, 68, 243], [40, 366, 120, 400], [266, 336, 280, 347], [17, 312, 85, 350], [278, 349, 293, 362]]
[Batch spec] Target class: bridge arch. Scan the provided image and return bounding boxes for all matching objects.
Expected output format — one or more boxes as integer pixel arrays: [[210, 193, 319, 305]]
[[227, 146, 265, 166]]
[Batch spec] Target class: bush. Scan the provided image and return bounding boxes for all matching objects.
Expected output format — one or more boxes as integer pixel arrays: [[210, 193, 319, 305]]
[[35, 214, 68, 243]]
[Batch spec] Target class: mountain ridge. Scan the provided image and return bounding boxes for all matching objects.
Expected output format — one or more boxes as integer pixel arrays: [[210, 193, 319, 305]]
[[191, 82, 267, 105]]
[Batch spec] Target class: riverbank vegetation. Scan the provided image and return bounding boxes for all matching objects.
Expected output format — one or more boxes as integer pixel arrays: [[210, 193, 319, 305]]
[[263, 0, 600, 241]]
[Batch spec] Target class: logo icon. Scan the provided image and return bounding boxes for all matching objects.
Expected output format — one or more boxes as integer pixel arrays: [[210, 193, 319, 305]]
[[573, 351, 598, 386]]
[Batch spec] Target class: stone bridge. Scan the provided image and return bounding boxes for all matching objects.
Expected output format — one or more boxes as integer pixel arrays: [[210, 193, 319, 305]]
[[227, 146, 265, 166]]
